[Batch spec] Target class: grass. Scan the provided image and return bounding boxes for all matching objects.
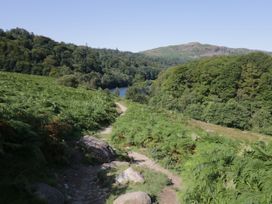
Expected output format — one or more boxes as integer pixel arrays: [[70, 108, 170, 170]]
[[97, 163, 169, 204], [110, 102, 272, 204], [190, 119, 272, 143]]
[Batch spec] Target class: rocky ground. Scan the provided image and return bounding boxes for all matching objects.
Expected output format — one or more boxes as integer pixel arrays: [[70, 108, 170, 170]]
[[52, 102, 182, 204]]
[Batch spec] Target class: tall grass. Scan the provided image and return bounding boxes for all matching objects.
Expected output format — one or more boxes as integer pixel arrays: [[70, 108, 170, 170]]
[[111, 102, 272, 203]]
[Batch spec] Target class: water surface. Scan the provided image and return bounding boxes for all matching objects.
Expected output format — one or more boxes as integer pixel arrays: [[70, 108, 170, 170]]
[[110, 87, 128, 97]]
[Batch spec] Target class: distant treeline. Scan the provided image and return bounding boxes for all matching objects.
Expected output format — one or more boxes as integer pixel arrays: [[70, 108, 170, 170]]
[[0, 28, 177, 88], [127, 52, 272, 135]]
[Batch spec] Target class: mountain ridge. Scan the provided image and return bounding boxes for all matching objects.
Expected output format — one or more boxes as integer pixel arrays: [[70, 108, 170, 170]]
[[141, 42, 272, 63]]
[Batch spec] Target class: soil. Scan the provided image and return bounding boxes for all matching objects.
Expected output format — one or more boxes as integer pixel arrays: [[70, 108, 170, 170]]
[[56, 102, 182, 204]]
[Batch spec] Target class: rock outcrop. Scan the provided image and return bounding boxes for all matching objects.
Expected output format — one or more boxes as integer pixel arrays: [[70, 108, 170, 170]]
[[33, 183, 65, 204], [113, 191, 151, 204], [79, 135, 116, 163], [116, 167, 144, 184]]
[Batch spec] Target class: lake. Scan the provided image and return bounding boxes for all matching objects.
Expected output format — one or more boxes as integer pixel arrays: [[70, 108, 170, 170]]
[[110, 87, 128, 97]]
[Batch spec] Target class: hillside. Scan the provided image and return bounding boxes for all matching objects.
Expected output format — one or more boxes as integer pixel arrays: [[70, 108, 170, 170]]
[[1, 65, 272, 204], [0, 28, 176, 89], [0, 71, 117, 203], [149, 52, 272, 135], [111, 102, 272, 203], [141, 42, 270, 63]]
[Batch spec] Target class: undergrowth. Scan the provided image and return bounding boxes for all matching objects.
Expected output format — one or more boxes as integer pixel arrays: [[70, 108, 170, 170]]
[[0, 71, 117, 203], [111, 102, 272, 203]]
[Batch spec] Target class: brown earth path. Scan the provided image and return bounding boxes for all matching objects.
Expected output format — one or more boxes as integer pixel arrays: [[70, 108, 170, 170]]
[[112, 102, 182, 204], [57, 102, 181, 204], [128, 151, 181, 204]]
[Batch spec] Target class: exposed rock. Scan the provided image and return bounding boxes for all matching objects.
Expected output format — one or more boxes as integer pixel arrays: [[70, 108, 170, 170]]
[[101, 161, 130, 170], [191, 133, 200, 141], [113, 191, 151, 204], [79, 135, 116, 163], [116, 167, 144, 184], [33, 183, 64, 204]]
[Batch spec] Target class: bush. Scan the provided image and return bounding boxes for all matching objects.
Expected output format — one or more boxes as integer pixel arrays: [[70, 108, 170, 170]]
[[125, 81, 152, 103], [150, 53, 272, 135], [111, 103, 272, 203], [57, 74, 79, 88], [251, 108, 272, 135], [0, 71, 118, 203]]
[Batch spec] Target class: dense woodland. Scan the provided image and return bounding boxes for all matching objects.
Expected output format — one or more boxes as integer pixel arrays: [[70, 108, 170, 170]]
[[0, 28, 176, 89], [140, 52, 272, 135]]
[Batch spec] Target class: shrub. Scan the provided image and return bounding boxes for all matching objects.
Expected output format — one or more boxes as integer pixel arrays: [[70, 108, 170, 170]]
[[57, 74, 79, 88], [149, 53, 272, 135], [0, 71, 117, 203], [111, 102, 272, 203]]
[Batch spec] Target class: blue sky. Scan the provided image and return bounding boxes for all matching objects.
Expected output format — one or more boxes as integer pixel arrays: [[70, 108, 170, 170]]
[[1, 0, 272, 52]]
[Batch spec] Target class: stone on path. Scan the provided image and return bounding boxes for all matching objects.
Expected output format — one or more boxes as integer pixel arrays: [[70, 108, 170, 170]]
[[113, 191, 151, 204], [116, 167, 144, 184], [79, 135, 116, 163]]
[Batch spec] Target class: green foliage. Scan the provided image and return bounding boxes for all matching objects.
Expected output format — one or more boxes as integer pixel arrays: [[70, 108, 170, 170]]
[[111, 103, 272, 203], [57, 74, 79, 88], [113, 87, 120, 96], [125, 81, 152, 103], [0, 71, 117, 203], [111, 103, 192, 170], [0, 28, 176, 89], [100, 164, 169, 203], [251, 108, 272, 135], [182, 141, 272, 204], [150, 53, 272, 134]]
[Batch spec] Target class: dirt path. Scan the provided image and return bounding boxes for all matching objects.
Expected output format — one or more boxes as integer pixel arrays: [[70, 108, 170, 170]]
[[56, 149, 108, 204], [56, 102, 129, 204], [58, 102, 181, 204], [99, 126, 113, 135], [107, 102, 182, 204], [115, 102, 127, 114], [99, 102, 127, 135], [128, 152, 181, 188], [57, 165, 107, 204], [128, 152, 181, 204], [190, 119, 272, 143]]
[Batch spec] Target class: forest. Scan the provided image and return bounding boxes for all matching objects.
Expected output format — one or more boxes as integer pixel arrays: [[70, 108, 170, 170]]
[[0, 28, 177, 89], [127, 52, 272, 135]]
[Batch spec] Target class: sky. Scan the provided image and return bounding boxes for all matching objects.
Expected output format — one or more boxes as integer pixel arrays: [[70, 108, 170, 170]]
[[1, 0, 272, 52]]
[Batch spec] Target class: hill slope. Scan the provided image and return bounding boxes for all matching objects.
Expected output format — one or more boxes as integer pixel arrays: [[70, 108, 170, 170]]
[[141, 42, 270, 63], [0, 71, 117, 203], [0, 28, 176, 89], [112, 102, 272, 203], [149, 52, 272, 135]]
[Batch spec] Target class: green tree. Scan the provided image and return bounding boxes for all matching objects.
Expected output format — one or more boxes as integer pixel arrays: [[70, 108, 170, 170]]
[[114, 87, 120, 96], [57, 75, 79, 88]]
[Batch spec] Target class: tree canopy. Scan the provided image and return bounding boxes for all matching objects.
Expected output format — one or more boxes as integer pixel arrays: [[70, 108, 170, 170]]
[[0, 28, 176, 89], [149, 52, 272, 135]]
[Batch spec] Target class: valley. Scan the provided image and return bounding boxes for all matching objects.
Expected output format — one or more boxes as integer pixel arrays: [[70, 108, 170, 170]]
[[0, 28, 272, 204]]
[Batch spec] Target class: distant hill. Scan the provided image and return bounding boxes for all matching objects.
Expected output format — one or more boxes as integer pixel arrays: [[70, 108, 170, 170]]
[[141, 42, 271, 63]]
